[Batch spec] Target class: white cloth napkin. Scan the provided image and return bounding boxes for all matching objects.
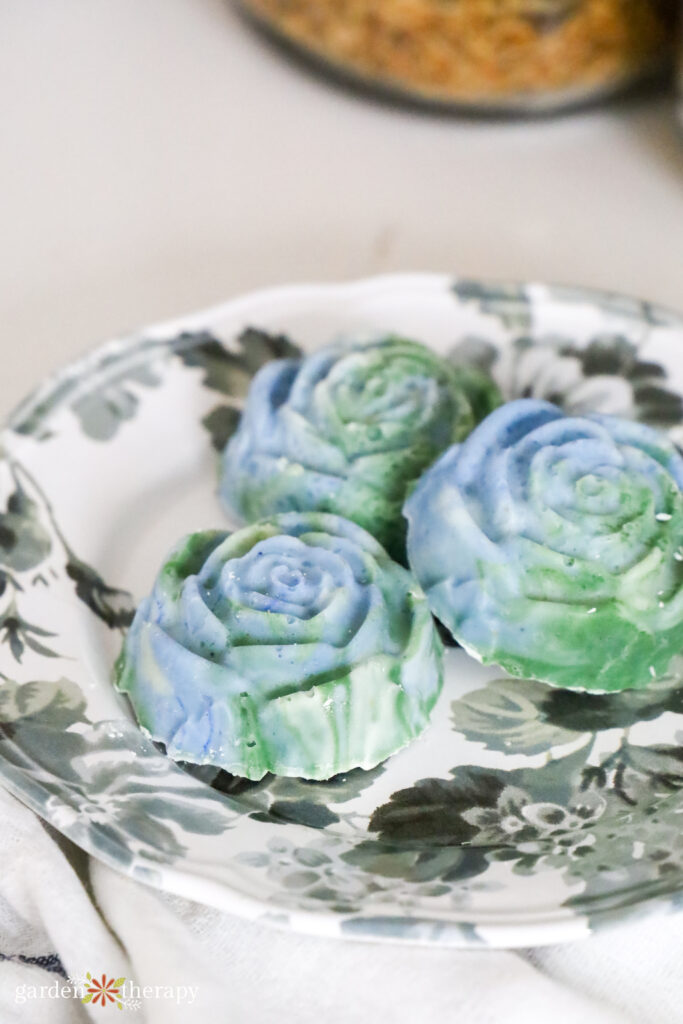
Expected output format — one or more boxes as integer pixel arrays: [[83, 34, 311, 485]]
[[2, 784, 681, 1024]]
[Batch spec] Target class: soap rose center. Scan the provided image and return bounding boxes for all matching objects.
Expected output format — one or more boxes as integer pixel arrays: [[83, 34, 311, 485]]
[[222, 543, 347, 621], [332, 358, 437, 429], [269, 561, 324, 602]]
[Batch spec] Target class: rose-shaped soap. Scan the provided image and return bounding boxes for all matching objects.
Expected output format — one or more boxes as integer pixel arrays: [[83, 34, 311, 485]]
[[220, 335, 500, 560], [115, 513, 443, 779], [405, 399, 683, 692]]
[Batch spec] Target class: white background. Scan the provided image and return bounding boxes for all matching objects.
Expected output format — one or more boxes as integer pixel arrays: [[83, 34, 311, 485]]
[[2, 0, 683, 417]]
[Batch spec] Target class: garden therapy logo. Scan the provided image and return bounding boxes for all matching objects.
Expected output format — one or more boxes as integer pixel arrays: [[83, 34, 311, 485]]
[[14, 971, 198, 1009], [82, 972, 125, 1009]]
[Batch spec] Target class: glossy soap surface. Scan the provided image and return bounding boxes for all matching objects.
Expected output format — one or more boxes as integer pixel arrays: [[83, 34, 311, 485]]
[[116, 512, 443, 779], [220, 335, 499, 560], [405, 399, 683, 692]]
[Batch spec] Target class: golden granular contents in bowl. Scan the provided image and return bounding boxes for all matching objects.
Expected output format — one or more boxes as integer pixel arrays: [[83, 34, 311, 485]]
[[243, 0, 675, 108]]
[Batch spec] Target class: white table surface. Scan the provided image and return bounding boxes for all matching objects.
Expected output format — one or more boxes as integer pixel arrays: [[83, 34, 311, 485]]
[[3, 0, 683, 417], [3, 4, 683, 1022]]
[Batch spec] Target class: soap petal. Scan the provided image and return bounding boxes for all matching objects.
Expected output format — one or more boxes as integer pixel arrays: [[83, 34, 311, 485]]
[[220, 335, 501, 560], [116, 512, 443, 778], [406, 399, 683, 692]]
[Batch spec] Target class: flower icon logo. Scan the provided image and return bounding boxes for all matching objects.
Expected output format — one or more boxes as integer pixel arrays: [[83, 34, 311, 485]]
[[82, 972, 125, 1009]]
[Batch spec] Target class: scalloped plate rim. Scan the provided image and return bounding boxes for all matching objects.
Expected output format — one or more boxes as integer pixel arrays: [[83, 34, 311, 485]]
[[2, 272, 683, 949]]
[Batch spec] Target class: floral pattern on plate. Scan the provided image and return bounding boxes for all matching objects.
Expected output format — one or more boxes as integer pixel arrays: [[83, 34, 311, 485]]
[[2, 275, 683, 947]]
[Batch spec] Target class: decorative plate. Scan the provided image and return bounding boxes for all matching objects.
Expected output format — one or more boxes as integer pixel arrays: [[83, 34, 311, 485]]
[[3, 274, 683, 949]]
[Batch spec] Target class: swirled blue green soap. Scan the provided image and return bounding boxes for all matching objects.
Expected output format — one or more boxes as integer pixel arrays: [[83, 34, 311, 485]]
[[220, 335, 500, 560], [115, 513, 443, 779], [405, 399, 683, 692]]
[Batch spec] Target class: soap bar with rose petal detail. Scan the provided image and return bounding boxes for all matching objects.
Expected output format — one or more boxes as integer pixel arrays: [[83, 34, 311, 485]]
[[115, 513, 443, 779], [219, 335, 500, 561], [405, 399, 683, 692]]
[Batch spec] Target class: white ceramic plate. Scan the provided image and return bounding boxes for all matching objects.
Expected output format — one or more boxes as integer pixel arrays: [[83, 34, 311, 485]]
[[3, 273, 683, 948]]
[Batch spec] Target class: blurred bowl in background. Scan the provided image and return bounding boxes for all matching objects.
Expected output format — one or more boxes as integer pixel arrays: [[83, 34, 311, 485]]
[[238, 0, 677, 114]]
